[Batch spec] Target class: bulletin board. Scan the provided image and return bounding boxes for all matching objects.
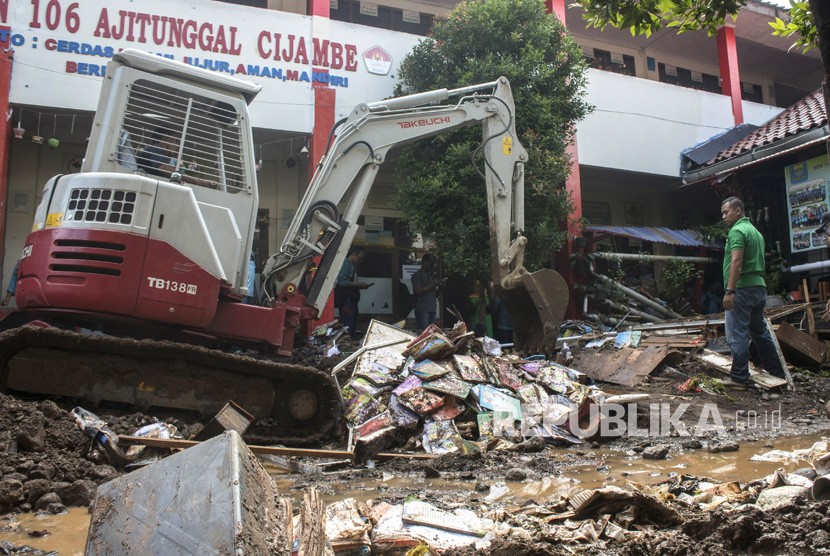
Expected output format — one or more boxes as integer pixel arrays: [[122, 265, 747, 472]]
[[785, 154, 830, 253]]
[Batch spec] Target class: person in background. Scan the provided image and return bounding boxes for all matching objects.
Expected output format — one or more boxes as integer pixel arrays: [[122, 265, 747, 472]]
[[335, 246, 370, 338], [700, 281, 724, 315], [720, 196, 785, 386], [242, 252, 257, 305], [137, 127, 218, 189], [411, 253, 445, 331], [1, 260, 19, 306], [490, 295, 513, 344], [467, 279, 493, 338]]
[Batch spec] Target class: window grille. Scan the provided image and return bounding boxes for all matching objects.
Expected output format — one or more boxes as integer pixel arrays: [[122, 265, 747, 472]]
[[117, 79, 246, 193]]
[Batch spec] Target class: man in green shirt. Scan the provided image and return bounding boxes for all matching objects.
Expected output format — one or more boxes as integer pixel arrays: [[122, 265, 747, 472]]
[[721, 197, 785, 385]]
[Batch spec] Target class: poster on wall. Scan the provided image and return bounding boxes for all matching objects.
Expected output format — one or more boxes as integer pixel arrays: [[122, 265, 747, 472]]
[[785, 153, 830, 253]]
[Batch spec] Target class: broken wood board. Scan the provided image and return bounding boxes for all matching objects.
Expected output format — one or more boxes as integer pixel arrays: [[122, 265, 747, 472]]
[[765, 318, 795, 391], [300, 489, 327, 556], [695, 349, 788, 390], [257, 454, 350, 475], [639, 334, 705, 348], [775, 321, 827, 367], [118, 435, 435, 461], [571, 345, 678, 387], [119, 435, 355, 459]]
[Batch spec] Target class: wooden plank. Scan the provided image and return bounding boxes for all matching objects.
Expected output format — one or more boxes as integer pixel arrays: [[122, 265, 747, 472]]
[[696, 349, 788, 390], [639, 335, 705, 348], [571, 345, 675, 387], [766, 318, 795, 391], [119, 435, 355, 459], [299, 489, 325, 556], [375, 452, 435, 461], [803, 278, 816, 337], [775, 321, 827, 366], [118, 435, 436, 462]]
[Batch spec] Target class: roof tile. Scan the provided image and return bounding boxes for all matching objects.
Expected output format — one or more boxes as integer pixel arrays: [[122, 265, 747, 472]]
[[706, 89, 826, 166]]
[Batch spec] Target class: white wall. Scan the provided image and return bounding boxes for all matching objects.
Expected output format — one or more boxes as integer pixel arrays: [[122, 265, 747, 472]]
[[576, 69, 782, 177], [2, 0, 421, 132]]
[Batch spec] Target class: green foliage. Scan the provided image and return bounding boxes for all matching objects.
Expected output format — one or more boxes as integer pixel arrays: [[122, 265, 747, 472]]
[[577, 0, 748, 37], [695, 221, 729, 243], [660, 258, 697, 299], [769, 2, 817, 53], [576, 0, 818, 51], [763, 250, 786, 295], [394, 0, 591, 278]]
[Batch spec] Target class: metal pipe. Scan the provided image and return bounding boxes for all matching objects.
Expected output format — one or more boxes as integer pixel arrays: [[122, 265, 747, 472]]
[[591, 252, 717, 264], [447, 80, 500, 97], [783, 259, 830, 273], [601, 299, 663, 323], [367, 89, 449, 111], [595, 273, 683, 319], [586, 293, 661, 323]]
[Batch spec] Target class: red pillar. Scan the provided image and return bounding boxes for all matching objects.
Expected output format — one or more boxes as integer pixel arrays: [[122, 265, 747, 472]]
[[0, 48, 14, 268], [307, 81, 337, 329], [304, 0, 336, 329], [716, 24, 744, 125], [547, 0, 582, 319], [309, 0, 330, 17], [545, 0, 566, 23]]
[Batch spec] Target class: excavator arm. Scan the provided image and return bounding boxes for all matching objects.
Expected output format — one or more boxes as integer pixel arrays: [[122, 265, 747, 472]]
[[262, 77, 568, 352]]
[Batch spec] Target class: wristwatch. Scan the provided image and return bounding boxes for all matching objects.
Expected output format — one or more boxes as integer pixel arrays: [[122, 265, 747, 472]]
[[724, 288, 735, 295]]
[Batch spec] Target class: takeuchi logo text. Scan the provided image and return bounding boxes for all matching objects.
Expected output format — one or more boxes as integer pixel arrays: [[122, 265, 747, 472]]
[[398, 116, 451, 129]]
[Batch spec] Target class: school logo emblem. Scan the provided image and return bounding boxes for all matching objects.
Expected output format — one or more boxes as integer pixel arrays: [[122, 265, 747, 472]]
[[363, 46, 392, 75]]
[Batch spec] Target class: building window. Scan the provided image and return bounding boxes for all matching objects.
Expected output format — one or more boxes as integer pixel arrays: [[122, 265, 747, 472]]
[[658, 63, 720, 94], [741, 82, 764, 103], [331, 0, 434, 35], [584, 48, 635, 76]]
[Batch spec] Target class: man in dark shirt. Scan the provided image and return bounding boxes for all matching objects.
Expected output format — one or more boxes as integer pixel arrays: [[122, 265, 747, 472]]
[[335, 246, 370, 338], [411, 253, 444, 331], [137, 128, 218, 189]]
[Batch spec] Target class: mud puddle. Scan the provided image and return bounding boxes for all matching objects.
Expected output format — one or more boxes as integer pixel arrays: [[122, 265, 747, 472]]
[[0, 506, 89, 555]]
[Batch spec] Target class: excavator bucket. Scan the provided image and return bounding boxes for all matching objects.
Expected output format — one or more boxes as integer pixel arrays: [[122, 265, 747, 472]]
[[497, 268, 569, 355]]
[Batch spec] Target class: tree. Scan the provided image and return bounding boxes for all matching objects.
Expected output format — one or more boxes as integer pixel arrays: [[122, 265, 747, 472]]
[[393, 0, 591, 280], [575, 1, 829, 133]]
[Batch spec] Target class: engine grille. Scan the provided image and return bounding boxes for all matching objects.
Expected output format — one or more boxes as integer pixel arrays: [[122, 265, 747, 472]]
[[49, 238, 126, 276], [66, 188, 135, 225]]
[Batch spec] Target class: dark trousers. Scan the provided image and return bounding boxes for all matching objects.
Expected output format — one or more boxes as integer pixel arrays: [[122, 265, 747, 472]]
[[339, 298, 359, 337], [415, 310, 435, 331], [725, 286, 785, 381]]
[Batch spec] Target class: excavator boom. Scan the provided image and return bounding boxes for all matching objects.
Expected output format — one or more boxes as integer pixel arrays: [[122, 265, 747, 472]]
[[261, 76, 568, 351]]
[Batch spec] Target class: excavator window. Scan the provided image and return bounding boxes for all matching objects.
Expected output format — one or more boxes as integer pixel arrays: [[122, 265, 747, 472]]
[[117, 79, 247, 193]]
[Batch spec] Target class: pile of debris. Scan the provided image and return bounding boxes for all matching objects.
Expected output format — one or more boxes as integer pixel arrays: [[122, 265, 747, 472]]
[[337, 321, 607, 462], [323, 438, 830, 554]]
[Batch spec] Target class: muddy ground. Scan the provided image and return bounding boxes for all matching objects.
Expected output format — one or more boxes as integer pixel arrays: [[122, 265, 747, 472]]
[[0, 361, 829, 554]]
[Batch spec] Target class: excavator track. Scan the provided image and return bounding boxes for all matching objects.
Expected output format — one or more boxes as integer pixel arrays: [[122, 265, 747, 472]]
[[0, 325, 341, 445]]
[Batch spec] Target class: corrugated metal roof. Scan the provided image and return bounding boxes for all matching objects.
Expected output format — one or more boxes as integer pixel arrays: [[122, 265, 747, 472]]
[[586, 225, 722, 248]]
